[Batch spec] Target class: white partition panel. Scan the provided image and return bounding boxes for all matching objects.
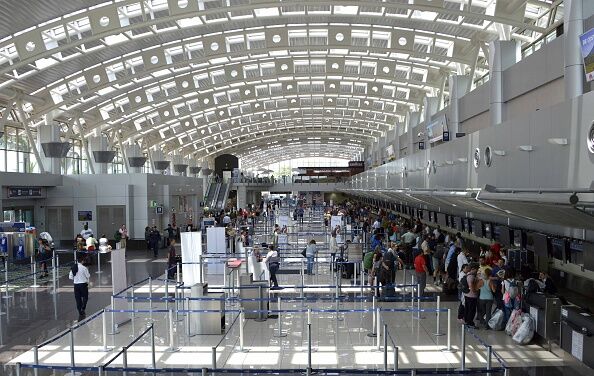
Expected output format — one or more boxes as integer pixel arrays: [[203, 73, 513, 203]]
[[111, 248, 128, 326], [181, 231, 202, 286], [206, 227, 226, 253]]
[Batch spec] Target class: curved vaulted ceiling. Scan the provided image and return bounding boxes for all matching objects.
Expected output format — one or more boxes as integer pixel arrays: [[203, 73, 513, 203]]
[[0, 0, 562, 167]]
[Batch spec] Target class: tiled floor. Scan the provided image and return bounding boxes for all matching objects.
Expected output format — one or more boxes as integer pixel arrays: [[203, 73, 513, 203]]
[[2, 210, 594, 376]]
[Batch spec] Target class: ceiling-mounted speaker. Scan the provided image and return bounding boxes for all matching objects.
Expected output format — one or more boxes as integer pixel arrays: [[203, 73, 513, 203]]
[[153, 161, 171, 170], [128, 156, 147, 167], [41, 142, 71, 158], [93, 150, 116, 163]]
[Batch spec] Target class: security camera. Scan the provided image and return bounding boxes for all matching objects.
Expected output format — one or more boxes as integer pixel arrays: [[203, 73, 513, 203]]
[[417, 132, 425, 138]]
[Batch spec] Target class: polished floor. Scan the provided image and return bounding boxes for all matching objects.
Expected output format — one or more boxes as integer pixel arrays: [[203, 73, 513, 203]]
[[1, 210, 593, 376]]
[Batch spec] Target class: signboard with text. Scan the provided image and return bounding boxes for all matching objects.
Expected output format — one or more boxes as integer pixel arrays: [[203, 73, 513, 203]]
[[580, 28, 594, 82], [7, 187, 42, 198]]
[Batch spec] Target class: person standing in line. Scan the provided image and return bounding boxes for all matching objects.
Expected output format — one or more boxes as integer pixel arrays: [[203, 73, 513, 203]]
[[80, 224, 94, 240], [69, 255, 91, 318], [414, 249, 429, 297], [118, 224, 128, 248], [149, 227, 161, 258], [305, 239, 317, 275], [463, 264, 480, 328], [167, 239, 177, 280], [264, 244, 281, 289], [476, 267, 495, 329]]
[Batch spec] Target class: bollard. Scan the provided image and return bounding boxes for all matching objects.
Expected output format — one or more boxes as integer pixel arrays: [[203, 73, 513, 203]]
[[122, 348, 128, 376], [166, 309, 179, 352], [376, 308, 381, 351], [69, 328, 75, 370], [487, 345, 492, 370], [383, 324, 388, 370], [440, 308, 456, 352], [433, 295, 444, 336], [151, 325, 157, 369], [186, 297, 191, 337], [393, 346, 399, 371], [460, 324, 466, 370], [211, 346, 217, 369], [367, 296, 377, 337], [275, 297, 286, 337]]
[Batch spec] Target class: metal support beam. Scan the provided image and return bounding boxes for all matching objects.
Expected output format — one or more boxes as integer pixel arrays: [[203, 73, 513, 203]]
[[15, 101, 45, 174]]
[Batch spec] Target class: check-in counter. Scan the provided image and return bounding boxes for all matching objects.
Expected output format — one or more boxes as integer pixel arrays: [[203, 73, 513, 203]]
[[560, 305, 594, 367], [239, 273, 269, 319], [189, 284, 225, 335], [525, 292, 562, 345]]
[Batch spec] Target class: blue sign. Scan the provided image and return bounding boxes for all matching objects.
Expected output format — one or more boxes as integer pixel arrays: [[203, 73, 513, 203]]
[[0, 235, 7, 254], [580, 28, 594, 82], [0, 222, 26, 233]]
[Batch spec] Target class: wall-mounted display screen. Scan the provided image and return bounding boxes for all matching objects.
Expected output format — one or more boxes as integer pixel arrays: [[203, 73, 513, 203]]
[[513, 229, 525, 248], [484, 223, 492, 239], [551, 238, 567, 261], [436, 213, 447, 227], [583, 242, 594, 271], [471, 220, 483, 237], [526, 232, 549, 257], [495, 226, 512, 247], [77, 211, 93, 221], [569, 241, 583, 265]]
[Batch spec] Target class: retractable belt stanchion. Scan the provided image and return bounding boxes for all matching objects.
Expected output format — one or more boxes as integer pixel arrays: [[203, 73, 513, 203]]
[[367, 296, 377, 338], [255, 285, 266, 322], [383, 323, 388, 370], [33, 345, 38, 376], [69, 328, 75, 376], [440, 308, 456, 353], [459, 324, 466, 370], [131, 287, 136, 319], [96, 252, 102, 274], [413, 283, 423, 320], [150, 324, 157, 370], [275, 296, 286, 337], [102, 309, 111, 351], [186, 297, 191, 337], [166, 309, 179, 352], [410, 275, 415, 308], [307, 308, 313, 376], [164, 277, 170, 312], [211, 346, 217, 370], [360, 263, 365, 297], [487, 345, 493, 371], [31, 256, 39, 288], [4, 258, 10, 300], [176, 262, 181, 284], [239, 309, 249, 352], [433, 295, 444, 336], [108, 296, 120, 335], [393, 346, 399, 371], [376, 308, 381, 351], [300, 259, 305, 299]]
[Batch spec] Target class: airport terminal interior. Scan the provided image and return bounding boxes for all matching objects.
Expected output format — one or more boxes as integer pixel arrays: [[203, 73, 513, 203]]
[[2, 0, 594, 375]]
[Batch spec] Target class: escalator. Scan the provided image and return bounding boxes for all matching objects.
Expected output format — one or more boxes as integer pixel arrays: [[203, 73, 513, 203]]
[[205, 182, 220, 209], [214, 182, 231, 211]]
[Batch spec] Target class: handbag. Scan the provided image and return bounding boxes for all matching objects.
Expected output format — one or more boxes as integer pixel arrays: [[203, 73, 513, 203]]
[[301, 248, 307, 257]]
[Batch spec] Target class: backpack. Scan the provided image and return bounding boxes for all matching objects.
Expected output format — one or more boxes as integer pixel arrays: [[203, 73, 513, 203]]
[[363, 251, 374, 270], [114, 231, 122, 242], [507, 279, 520, 299], [71, 263, 79, 277], [458, 275, 470, 294]]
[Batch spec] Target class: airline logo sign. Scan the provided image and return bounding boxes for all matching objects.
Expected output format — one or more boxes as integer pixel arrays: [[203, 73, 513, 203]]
[[580, 28, 594, 82]]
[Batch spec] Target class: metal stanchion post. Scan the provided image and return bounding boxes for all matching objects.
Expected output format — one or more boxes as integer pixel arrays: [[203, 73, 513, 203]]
[[96, 252, 102, 274], [239, 309, 249, 352], [31, 256, 39, 288], [166, 309, 179, 352], [434, 296, 444, 336], [211, 347, 217, 370], [376, 308, 381, 351], [255, 285, 266, 322], [410, 275, 415, 308], [487, 345, 492, 370], [131, 288, 136, 319], [275, 297, 286, 337], [368, 296, 377, 337], [102, 310, 111, 351], [383, 324, 388, 370], [165, 277, 169, 312], [393, 346, 399, 371], [307, 322, 312, 376], [186, 297, 191, 337], [223, 264, 227, 298], [122, 348, 128, 376], [151, 325, 157, 370], [148, 276, 154, 309], [459, 324, 466, 370], [33, 345, 38, 376], [414, 283, 423, 320], [69, 328, 75, 371], [300, 259, 305, 299], [441, 308, 456, 353], [109, 296, 120, 335], [4, 258, 10, 300], [360, 263, 365, 297], [176, 262, 181, 284]]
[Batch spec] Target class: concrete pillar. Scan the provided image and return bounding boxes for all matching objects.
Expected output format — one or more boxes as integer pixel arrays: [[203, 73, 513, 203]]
[[237, 185, 247, 210], [448, 75, 470, 136], [37, 123, 62, 174], [564, 0, 584, 99], [489, 40, 520, 126]]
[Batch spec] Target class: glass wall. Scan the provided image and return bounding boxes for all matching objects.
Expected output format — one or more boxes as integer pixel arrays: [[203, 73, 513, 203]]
[[0, 126, 39, 173], [62, 139, 88, 175]]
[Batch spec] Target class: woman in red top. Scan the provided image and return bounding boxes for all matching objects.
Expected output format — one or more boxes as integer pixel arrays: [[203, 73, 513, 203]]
[[414, 250, 429, 296]]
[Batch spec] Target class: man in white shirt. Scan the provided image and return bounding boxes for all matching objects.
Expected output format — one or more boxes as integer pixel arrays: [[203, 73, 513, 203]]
[[372, 219, 381, 230], [457, 248, 469, 275], [80, 224, 94, 240], [263, 245, 281, 289], [222, 213, 231, 226], [69, 256, 91, 317]]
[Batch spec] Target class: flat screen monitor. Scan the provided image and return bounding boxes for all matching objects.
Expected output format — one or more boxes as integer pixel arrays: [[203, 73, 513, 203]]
[[484, 222, 492, 239], [471, 220, 483, 237], [436, 213, 447, 227], [77, 211, 92, 221], [513, 230, 525, 248], [569, 241, 583, 265], [551, 238, 567, 261], [526, 232, 549, 257], [583, 242, 594, 271], [495, 226, 512, 247]]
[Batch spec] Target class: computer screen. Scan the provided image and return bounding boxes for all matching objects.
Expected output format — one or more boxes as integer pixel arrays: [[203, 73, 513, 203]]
[[551, 238, 567, 261], [472, 220, 483, 237], [527, 232, 549, 257], [496, 225, 512, 247]]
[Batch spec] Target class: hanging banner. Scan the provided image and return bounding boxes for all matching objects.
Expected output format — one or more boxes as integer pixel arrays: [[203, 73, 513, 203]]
[[580, 27, 594, 82]]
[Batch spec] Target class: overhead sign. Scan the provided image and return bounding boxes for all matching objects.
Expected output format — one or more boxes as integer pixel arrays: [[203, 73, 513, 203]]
[[7, 187, 42, 198], [580, 27, 594, 82]]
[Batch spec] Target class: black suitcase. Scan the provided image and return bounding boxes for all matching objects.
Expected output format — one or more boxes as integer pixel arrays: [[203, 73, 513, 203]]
[[341, 262, 354, 279], [382, 285, 396, 298]]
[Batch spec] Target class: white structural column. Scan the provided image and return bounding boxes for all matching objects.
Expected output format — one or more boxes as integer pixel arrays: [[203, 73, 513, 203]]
[[237, 185, 247, 210], [408, 111, 421, 153], [448, 75, 470, 136], [36, 121, 61, 175], [564, 0, 584, 99], [488, 40, 520, 126]]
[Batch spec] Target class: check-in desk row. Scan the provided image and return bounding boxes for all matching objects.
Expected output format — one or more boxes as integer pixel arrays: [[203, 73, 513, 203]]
[[560, 305, 594, 368]]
